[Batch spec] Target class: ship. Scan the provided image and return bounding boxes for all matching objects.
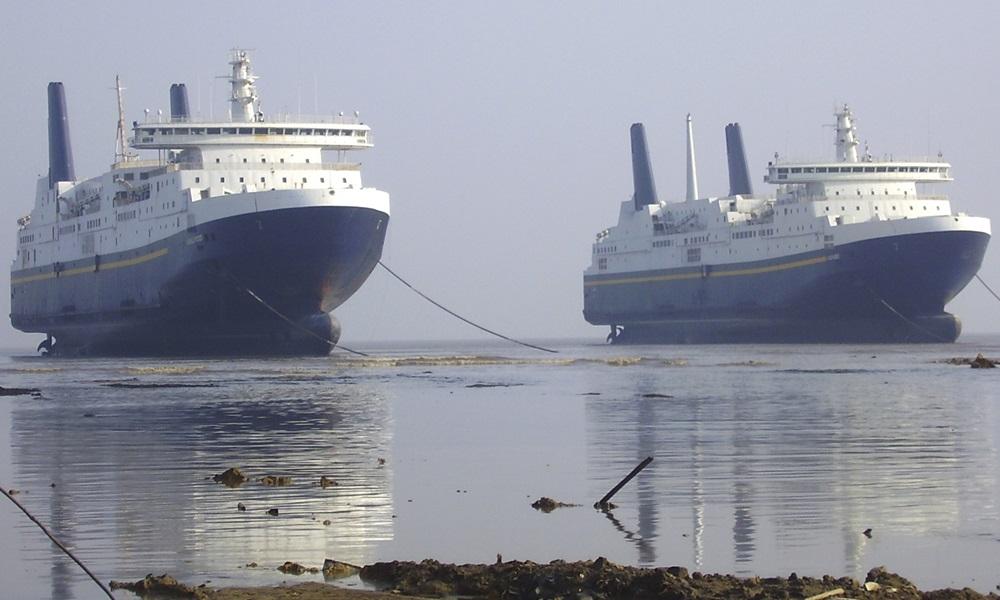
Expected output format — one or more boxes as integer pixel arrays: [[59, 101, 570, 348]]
[[11, 51, 390, 355], [583, 106, 991, 343]]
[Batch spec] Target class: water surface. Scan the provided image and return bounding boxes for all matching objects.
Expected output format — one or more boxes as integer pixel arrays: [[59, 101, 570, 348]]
[[1, 338, 998, 598]]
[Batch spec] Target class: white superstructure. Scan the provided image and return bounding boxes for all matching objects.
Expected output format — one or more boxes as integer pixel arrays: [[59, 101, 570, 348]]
[[14, 50, 389, 275], [585, 106, 989, 279]]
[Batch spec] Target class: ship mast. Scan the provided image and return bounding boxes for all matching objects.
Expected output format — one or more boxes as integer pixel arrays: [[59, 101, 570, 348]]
[[229, 49, 260, 122], [114, 74, 135, 164], [835, 104, 860, 163], [686, 113, 699, 201]]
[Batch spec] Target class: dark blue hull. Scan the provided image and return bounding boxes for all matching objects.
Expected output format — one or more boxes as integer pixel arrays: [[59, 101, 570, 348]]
[[583, 230, 990, 343], [11, 205, 388, 355]]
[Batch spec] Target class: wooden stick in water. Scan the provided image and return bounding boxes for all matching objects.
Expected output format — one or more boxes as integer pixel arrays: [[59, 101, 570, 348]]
[[595, 456, 653, 508], [1, 485, 115, 600]]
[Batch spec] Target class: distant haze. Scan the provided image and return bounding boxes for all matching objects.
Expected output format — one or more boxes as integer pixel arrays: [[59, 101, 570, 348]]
[[2, 2, 998, 349]]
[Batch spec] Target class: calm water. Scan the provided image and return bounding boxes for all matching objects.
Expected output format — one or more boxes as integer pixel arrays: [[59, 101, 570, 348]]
[[1, 337, 999, 599]]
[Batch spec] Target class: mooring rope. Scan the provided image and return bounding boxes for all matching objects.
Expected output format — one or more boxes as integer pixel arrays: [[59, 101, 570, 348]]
[[869, 288, 951, 343], [240, 287, 370, 357], [1, 486, 115, 599], [975, 274, 1000, 304], [378, 261, 558, 354]]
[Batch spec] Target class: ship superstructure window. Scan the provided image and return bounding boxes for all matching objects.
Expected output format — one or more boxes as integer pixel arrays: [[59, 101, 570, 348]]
[[687, 248, 701, 262]]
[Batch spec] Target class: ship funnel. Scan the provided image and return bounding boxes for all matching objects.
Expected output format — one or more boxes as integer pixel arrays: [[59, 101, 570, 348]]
[[725, 123, 753, 196], [47, 82, 75, 188], [169, 83, 191, 121], [629, 123, 658, 210]]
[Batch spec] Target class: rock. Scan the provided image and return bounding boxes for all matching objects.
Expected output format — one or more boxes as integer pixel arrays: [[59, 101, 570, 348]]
[[237, 503, 246, 512], [259, 475, 292, 486], [319, 476, 338, 488], [640, 393, 673, 398], [277, 561, 317, 575], [865, 566, 917, 592], [212, 467, 247, 487], [666, 566, 689, 578], [109, 573, 204, 598], [245, 562, 258, 568], [377, 457, 386, 466], [266, 508, 279, 516], [7, 489, 19, 495], [863, 527, 872, 538], [971, 353, 996, 369], [865, 581, 881, 591], [531, 497, 577, 512], [323, 519, 331, 526], [322, 559, 361, 578]]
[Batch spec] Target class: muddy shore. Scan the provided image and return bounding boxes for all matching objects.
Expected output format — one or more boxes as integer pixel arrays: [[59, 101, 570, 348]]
[[113, 559, 998, 599]]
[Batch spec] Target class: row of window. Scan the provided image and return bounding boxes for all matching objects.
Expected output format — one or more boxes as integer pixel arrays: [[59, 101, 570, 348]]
[[117, 210, 137, 222], [652, 240, 672, 248], [594, 245, 618, 254], [195, 175, 339, 185], [732, 229, 772, 239], [777, 165, 946, 175], [19, 234, 35, 244], [140, 126, 365, 138]]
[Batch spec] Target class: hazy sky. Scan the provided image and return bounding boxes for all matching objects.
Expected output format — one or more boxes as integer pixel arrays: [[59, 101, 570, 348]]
[[1, 2, 998, 349]]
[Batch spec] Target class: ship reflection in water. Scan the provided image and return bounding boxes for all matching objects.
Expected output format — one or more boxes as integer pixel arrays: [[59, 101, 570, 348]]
[[582, 350, 999, 585], [2, 341, 999, 597], [4, 360, 394, 598]]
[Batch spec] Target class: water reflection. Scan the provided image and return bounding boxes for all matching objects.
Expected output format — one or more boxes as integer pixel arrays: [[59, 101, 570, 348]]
[[584, 357, 1000, 582], [8, 363, 394, 597]]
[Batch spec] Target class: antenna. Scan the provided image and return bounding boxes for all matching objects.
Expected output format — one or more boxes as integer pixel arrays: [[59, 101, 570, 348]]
[[113, 75, 135, 164]]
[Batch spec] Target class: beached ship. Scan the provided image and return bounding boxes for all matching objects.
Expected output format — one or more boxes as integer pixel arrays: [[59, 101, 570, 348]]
[[11, 51, 389, 355], [584, 107, 990, 343]]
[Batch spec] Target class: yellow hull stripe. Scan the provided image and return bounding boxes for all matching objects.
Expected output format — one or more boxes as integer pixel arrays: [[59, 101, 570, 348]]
[[11, 248, 169, 285], [585, 254, 830, 287]]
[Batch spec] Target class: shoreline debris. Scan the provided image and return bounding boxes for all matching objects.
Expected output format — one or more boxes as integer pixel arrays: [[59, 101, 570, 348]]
[[109, 574, 204, 598], [259, 475, 292, 486], [530, 497, 578, 512], [971, 353, 997, 369], [277, 561, 318, 575], [941, 354, 998, 368], [212, 468, 247, 487], [0, 386, 41, 396], [323, 559, 361, 578]]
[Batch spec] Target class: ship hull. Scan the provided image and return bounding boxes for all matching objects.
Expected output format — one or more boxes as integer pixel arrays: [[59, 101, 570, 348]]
[[584, 229, 989, 343], [11, 205, 388, 355]]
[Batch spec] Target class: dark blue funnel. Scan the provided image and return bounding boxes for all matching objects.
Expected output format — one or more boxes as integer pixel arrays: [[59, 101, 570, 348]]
[[170, 83, 190, 121], [630, 123, 658, 211], [725, 123, 752, 196], [47, 82, 75, 188]]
